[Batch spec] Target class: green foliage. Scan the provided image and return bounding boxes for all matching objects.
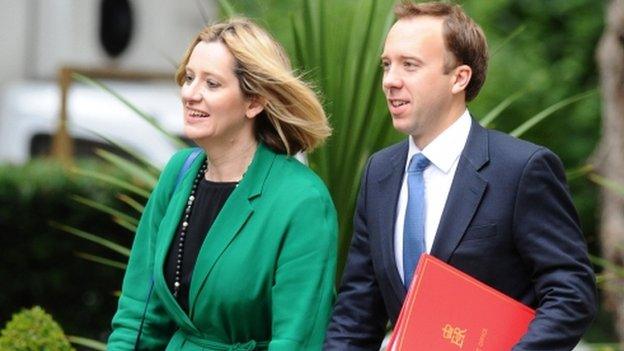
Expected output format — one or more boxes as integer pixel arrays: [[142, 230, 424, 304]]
[[66, 336, 106, 351], [0, 159, 129, 342], [72, 73, 187, 150], [0, 306, 74, 351], [288, 0, 398, 273], [588, 345, 619, 351], [55, 75, 173, 271], [464, 0, 603, 164]]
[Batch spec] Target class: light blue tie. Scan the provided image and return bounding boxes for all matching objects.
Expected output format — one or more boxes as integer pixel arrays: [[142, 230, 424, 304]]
[[403, 153, 430, 288]]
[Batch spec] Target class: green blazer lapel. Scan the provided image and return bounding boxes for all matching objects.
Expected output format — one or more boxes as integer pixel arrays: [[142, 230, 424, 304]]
[[188, 144, 277, 318], [153, 152, 207, 333]]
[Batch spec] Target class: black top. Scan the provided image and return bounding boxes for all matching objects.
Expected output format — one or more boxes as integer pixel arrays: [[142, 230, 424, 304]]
[[165, 178, 237, 313]]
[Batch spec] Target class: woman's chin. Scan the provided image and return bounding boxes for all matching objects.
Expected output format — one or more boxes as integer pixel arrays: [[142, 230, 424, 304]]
[[183, 125, 213, 141]]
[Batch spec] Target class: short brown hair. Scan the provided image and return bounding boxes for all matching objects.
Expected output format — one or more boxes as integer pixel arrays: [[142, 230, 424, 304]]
[[176, 18, 331, 155], [395, 1, 488, 101]]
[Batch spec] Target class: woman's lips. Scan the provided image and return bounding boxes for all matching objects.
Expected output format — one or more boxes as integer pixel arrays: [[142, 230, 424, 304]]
[[185, 108, 210, 122]]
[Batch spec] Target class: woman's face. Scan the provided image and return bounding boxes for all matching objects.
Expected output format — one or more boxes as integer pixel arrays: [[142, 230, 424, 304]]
[[180, 41, 261, 145]]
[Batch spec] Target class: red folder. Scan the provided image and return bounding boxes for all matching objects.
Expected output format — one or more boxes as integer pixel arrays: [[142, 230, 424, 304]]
[[387, 254, 535, 350]]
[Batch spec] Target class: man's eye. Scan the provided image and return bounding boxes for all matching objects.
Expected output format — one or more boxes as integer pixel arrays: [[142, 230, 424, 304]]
[[381, 62, 390, 71], [207, 80, 220, 88]]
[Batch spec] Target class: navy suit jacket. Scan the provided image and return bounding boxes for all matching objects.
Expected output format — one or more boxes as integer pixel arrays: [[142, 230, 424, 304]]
[[324, 119, 596, 351]]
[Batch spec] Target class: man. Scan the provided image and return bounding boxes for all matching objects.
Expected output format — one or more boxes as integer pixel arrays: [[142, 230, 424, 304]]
[[324, 2, 596, 350]]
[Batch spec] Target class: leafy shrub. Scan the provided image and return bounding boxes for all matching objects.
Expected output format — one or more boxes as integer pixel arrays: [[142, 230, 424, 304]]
[[0, 306, 74, 351], [0, 158, 134, 342]]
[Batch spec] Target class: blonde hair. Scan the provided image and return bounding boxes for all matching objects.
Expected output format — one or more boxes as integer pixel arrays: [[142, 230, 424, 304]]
[[176, 18, 331, 155]]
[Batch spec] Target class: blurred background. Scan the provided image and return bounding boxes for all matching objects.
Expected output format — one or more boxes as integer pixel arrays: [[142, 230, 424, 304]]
[[0, 0, 621, 350]]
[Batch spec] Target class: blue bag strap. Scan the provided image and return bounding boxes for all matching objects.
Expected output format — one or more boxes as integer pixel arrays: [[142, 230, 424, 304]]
[[134, 147, 202, 350], [175, 147, 203, 191]]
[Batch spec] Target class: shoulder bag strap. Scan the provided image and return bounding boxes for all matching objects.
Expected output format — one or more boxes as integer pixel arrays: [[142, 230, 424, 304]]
[[133, 147, 202, 350]]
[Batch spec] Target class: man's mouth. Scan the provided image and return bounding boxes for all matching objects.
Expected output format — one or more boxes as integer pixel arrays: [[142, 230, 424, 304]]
[[389, 99, 409, 107]]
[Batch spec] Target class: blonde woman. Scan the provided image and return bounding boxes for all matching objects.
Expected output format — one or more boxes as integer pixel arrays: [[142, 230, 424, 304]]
[[107, 18, 337, 351]]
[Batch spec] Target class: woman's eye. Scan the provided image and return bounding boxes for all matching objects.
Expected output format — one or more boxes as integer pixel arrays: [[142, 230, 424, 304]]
[[207, 80, 220, 88], [184, 74, 194, 84], [381, 61, 390, 71]]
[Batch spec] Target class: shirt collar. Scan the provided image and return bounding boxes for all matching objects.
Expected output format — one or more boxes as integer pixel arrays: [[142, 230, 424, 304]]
[[406, 109, 472, 174]]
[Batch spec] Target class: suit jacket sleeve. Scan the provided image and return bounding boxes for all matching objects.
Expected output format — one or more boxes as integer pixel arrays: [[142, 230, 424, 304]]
[[107, 150, 191, 350], [268, 187, 338, 351], [512, 148, 597, 350], [324, 158, 389, 351]]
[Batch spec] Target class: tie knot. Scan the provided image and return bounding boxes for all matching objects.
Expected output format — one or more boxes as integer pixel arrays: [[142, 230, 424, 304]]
[[408, 153, 430, 173]]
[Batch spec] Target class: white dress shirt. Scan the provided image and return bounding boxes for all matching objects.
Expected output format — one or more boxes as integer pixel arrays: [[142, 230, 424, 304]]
[[394, 109, 472, 283]]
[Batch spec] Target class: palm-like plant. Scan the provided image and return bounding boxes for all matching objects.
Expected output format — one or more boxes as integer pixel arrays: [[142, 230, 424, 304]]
[[287, 0, 399, 274], [52, 73, 193, 278]]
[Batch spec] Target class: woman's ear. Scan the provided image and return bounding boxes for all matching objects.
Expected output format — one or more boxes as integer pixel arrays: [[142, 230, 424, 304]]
[[451, 64, 472, 95], [245, 96, 266, 119]]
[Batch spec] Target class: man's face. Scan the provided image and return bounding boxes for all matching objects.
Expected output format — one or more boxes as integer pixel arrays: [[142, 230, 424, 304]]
[[381, 16, 456, 144]]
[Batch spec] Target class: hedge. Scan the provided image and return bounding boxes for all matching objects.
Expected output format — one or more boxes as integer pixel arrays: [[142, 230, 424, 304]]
[[0, 158, 136, 343]]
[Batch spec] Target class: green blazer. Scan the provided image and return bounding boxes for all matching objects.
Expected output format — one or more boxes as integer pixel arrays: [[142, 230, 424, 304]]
[[107, 144, 338, 351]]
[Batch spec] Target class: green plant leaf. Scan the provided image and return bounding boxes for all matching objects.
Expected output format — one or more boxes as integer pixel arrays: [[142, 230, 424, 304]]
[[510, 89, 597, 138], [72, 72, 188, 149], [581, 343, 619, 351], [71, 168, 150, 198], [290, 14, 306, 69], [95, 149, 158, 188], [113, 217, 138, 233], [75, 252, 127, 270], [117, 193, 145, 213], [50, 221, 130, 257], [589, 174, 624, 198], [292, 0, 398, 278], [67, 336, 107, 351], [197, 0, 213, 24], [218, 0, 236, 18], [75, 126, 161, 174], [566, 164, 594, 181], [590, 255, 624, 277], [491, 24, 527, 57], [479, 90, 525, 127], [71, 195, 139, 226]]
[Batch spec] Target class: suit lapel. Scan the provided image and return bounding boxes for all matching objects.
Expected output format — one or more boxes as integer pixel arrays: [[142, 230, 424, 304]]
[[188, 143, 276, 318], [375, 141, 410, 301], [430, 119, 489, 262]]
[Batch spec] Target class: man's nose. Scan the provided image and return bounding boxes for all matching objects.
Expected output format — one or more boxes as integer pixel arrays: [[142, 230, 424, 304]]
[[382, 68, 403, 92]]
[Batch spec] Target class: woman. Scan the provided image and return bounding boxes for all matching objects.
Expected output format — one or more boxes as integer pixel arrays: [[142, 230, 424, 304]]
[[107, 18, 337, 351]]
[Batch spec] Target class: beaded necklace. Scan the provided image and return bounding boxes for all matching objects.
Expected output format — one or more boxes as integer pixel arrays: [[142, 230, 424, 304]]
[[173, 161, 208, 298]]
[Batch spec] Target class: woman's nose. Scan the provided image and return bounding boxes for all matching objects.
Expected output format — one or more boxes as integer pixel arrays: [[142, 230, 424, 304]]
[[181, 81, 201, 103]]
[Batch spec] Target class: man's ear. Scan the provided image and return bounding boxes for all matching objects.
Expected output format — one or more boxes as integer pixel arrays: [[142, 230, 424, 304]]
[[451, 65, 472, 95], [245, 96, 266, 119]]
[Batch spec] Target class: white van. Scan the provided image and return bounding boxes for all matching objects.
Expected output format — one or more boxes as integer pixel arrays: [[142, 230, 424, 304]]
[[0, 80, 186, 168]]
